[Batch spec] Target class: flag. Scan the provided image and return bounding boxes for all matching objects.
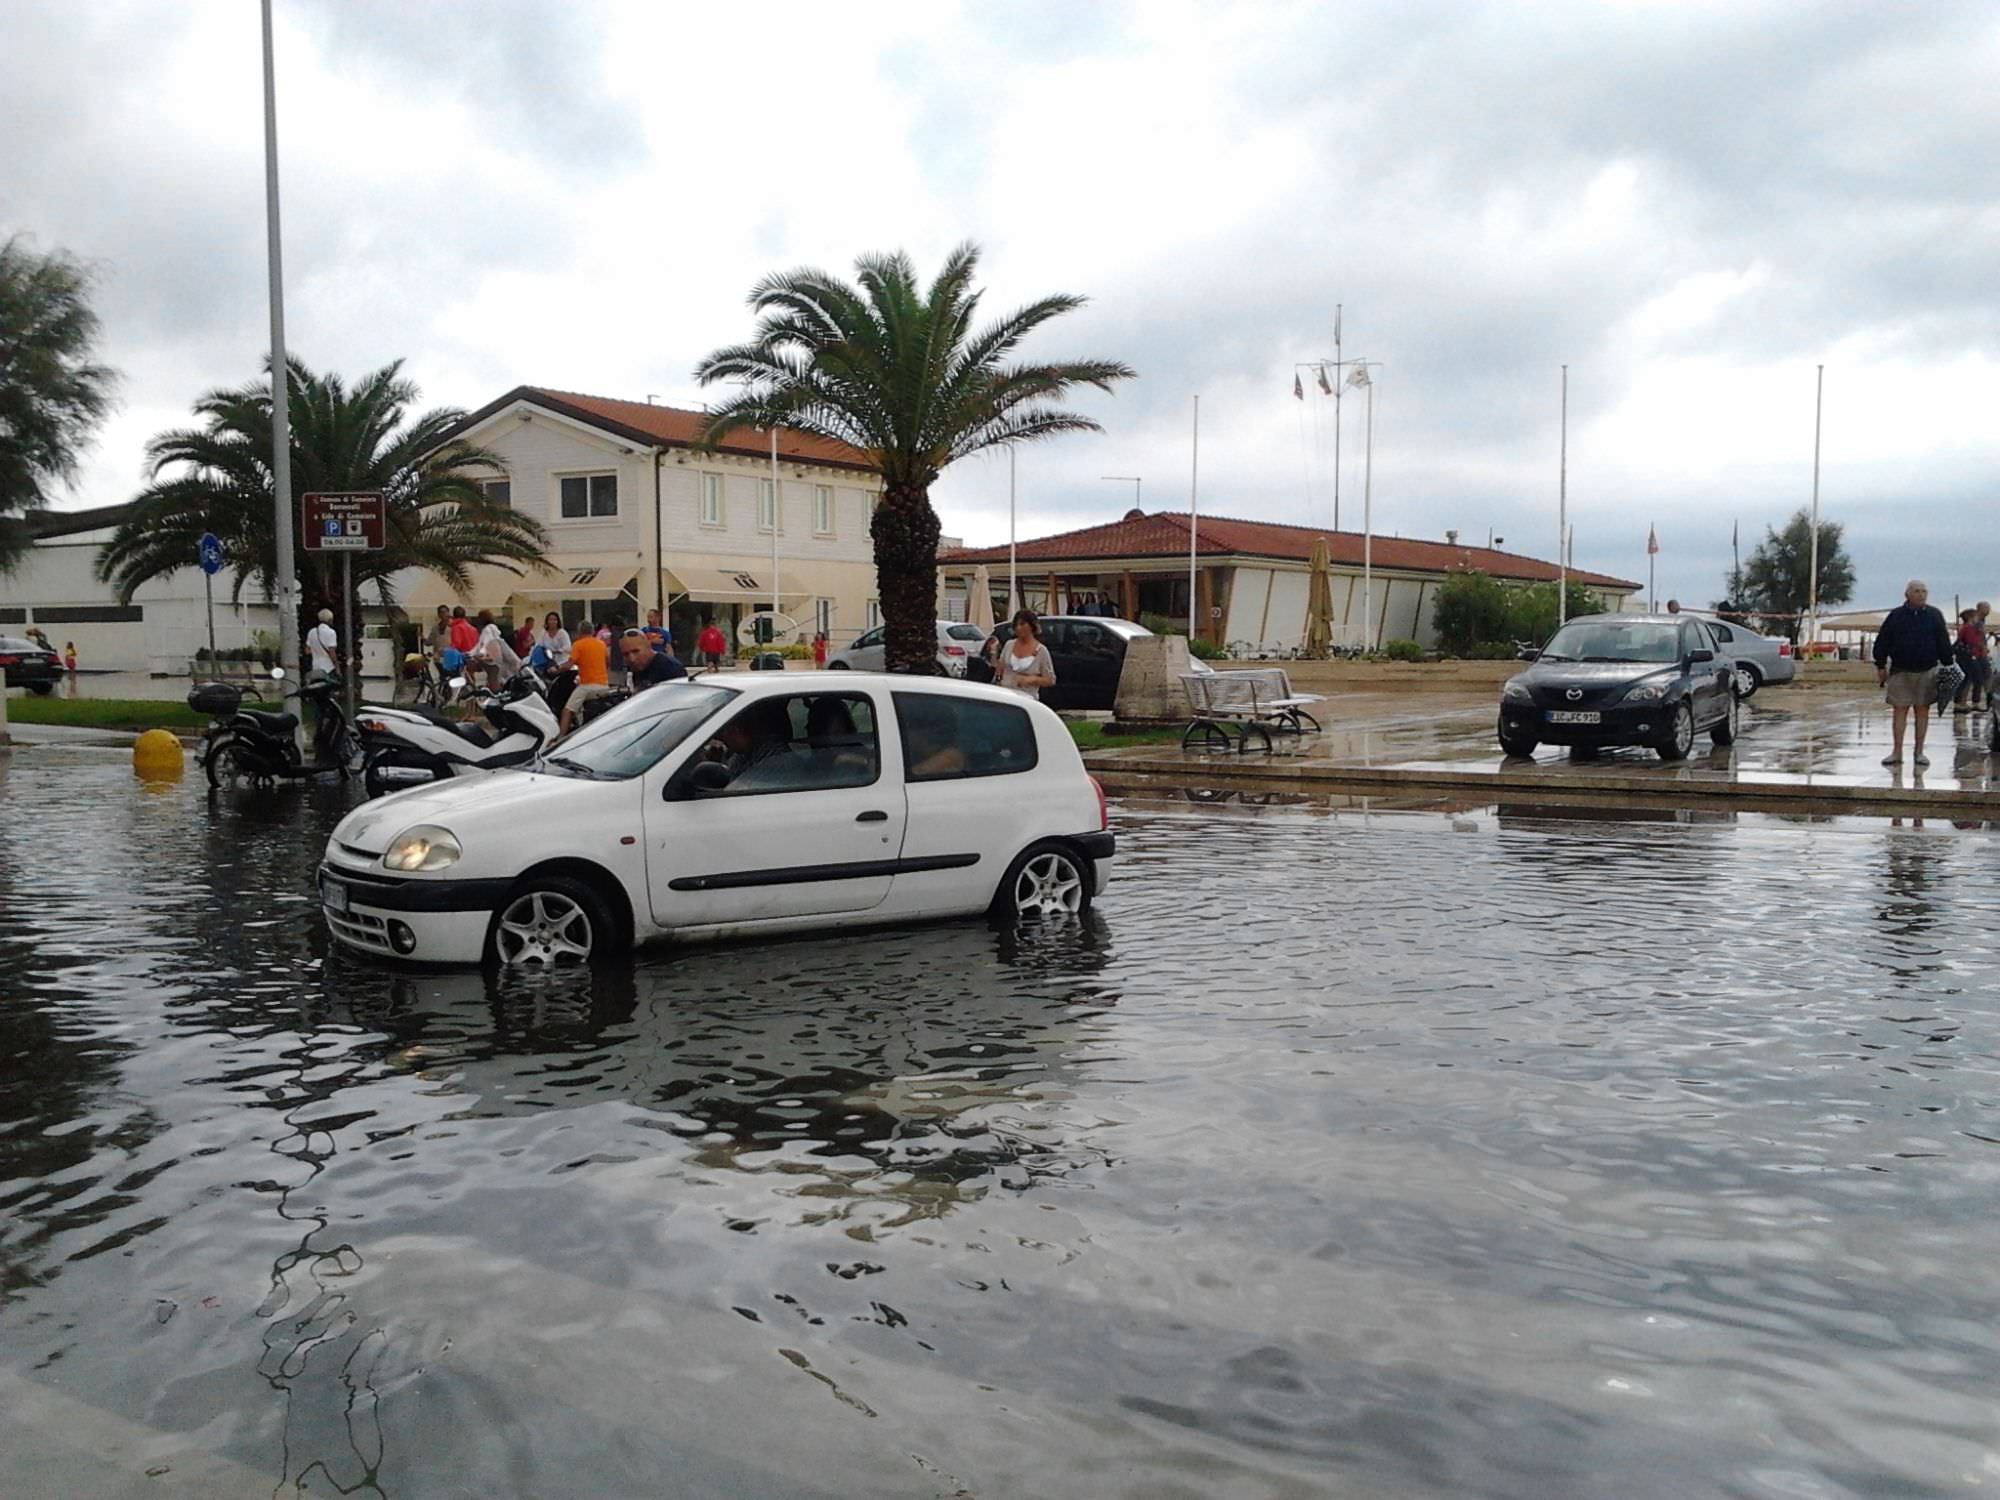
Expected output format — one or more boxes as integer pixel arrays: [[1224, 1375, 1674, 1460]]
[[1293, 373, 1303, 400], [1646, 525, 1660, 556], [1316, 364, 1332, 395]]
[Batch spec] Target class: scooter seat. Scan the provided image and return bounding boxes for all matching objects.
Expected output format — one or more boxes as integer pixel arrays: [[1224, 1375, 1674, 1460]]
[[240, 708, 298, 733]]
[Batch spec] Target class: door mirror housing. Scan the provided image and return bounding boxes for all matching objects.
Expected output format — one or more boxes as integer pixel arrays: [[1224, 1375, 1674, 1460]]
[[1516, 648, 1540, 662], [671, 760, 733, 798], [1688, 649, 1715, 664]]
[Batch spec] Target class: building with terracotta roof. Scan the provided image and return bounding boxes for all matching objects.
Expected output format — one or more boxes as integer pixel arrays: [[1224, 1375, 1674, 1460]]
[[394, 386, 889, 649], [939, 510, 1641, 651]]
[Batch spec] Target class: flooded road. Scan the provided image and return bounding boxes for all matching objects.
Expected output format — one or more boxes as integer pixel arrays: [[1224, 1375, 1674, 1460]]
[[4, 757, 1999, 1499]]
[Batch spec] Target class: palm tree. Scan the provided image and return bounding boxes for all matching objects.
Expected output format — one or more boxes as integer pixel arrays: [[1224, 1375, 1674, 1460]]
[[98, 359, 550, 663], [694, 243, 1134, 671], [0, 235, 117, 572]]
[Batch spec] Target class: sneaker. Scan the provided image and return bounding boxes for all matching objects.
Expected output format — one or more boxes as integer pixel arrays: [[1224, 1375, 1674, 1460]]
[[1881, 752, 1901, 766], [1914, 753, 1931, 767]]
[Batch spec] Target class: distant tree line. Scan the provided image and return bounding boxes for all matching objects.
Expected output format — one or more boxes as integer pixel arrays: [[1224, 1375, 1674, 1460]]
[[1713, 509, 1854, 642]]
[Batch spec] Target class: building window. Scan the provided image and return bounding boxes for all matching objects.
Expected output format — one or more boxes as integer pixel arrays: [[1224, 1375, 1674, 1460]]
[[814, 484, 833, 536], [758, 478, 777, 532], [701, 473, 723, 526], [559, 473, 618, 519], [31, 604, 144, 624], [865, 599, 881, 629], [478, 477, 511, 508], [815, 598, 832, 637]]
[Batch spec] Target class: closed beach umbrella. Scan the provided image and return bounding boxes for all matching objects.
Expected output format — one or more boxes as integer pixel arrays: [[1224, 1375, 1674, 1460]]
[[971, 564, 994, 631], [1303, 535, 1334, 658]]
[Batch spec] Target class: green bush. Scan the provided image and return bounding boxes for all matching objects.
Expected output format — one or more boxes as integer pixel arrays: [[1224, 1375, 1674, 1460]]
[[1383, 638, 1424, 662], [1433, 571, 1606, 654], [1187, 637, 1225, 660], [1139, 612, 1184, 637]]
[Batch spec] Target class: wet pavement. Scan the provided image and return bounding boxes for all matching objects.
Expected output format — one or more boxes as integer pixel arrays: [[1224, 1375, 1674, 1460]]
[[4, 760, 2000, 1498], [1092, 688, 2000, 811]]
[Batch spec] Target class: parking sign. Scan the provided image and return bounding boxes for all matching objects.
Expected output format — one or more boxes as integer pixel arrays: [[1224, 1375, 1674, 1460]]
[[301, 493, 385, 551]]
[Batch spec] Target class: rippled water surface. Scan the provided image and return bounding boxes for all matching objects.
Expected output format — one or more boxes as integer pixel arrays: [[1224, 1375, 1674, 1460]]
[[4, 757, 1999, 1499]]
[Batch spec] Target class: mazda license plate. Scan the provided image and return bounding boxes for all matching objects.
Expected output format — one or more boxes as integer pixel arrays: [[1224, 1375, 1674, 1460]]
[[1546, 710, 1601, 725], [322, 877, 349, 914]]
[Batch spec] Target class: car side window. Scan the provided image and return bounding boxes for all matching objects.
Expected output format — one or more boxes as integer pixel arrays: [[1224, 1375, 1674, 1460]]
[[1037, 621, 1072, 652], [696, 692, 879, 795], [1069, 624, 1114, 659], [1709, 622, 1733, 643], [852, 627, 885, 651], [1680, 623, 1704, 659], [893, 693, 1040, 782]]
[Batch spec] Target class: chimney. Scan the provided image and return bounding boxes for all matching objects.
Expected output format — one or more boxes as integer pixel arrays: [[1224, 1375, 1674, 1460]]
[[1445, 529, 1459, 546]]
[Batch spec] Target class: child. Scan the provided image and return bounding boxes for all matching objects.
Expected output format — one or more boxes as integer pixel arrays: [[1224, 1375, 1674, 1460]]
[[63, 642, 77, 676]]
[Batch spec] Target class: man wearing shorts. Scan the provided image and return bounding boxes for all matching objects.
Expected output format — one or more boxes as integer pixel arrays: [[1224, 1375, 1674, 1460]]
[[561, 626, 612, 736], [1872, 579, 1952, 768]]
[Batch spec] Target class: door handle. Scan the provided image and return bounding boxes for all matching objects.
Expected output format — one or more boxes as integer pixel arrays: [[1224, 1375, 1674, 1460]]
[[856, 810, 889, 823]]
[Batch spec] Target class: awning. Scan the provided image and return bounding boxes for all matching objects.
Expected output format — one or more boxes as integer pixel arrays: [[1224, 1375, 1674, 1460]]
[[662, 565, 811, 604], [394, 556, 643, 613]]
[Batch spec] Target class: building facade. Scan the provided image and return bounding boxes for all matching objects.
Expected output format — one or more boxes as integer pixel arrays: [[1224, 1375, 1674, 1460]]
[[939, 510, 1641, 651], [393, 388, 888, 650]]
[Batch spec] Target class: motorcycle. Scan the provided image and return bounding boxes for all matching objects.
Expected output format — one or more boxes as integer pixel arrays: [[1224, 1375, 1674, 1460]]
[[198, 668, 359, 788], [543, 663, 631, 732], [354, 666, 559, 798]]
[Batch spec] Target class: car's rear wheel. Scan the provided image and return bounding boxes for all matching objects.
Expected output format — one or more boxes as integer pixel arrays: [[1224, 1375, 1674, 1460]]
[[27, 681, 54, 695], [826, 660, 849, 669], [1658, 703, 1695, 761], [490, 875, 611, 966], [995, 842, 1092, 920], [1497, 718, 1538, 758], [1711, 692, 1741, 746], [1733, 663, 1762, 699]]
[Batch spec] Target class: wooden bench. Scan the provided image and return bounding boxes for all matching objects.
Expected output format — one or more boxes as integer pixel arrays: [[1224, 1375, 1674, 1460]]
[[1180, 669, 1326, 752]]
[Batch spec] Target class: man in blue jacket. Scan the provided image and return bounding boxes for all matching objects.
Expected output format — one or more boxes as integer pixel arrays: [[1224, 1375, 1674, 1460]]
[[1872, 579, 1953, 768]]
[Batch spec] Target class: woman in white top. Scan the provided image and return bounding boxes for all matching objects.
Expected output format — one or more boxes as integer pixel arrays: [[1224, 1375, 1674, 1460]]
[[471, 621, 521, 690], [535, 611, 572, 669], [997, 610, 1056, 699]]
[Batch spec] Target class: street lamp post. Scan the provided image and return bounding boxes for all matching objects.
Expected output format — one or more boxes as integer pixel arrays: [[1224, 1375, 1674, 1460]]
[[1344, 361, 1382, 649], [260, 0, 299, 700]]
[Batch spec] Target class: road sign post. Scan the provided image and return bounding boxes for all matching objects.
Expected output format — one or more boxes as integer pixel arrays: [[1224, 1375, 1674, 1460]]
[[197, 532, 225, 665], [302, 493, 385, 721]]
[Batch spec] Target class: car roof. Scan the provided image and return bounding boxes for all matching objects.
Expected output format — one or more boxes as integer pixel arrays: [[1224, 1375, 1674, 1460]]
[[719, 671, 1041, 709], [1040, 615, 1150, 637], [0, 636, 43, 651], [1561, 613, 1690, 625]]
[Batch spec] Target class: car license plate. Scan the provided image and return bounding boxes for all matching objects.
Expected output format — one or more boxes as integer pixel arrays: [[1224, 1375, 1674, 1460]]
[[322, 877, 349, 914], [1546, 710, 1601, 725]]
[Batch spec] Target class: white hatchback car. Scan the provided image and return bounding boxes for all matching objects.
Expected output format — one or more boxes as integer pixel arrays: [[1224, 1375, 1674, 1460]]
[[825, 619, 987, 676], [318, 675, 1114, 965]]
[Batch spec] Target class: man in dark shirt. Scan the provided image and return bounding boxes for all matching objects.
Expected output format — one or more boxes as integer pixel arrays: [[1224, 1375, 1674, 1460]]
[[619, 628, 687, 690], [1872, 579, 1952, 768]]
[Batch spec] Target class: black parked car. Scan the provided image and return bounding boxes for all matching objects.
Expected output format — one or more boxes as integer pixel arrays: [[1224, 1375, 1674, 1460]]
[[1498, 613, 1740, 761], [977, 616, 1214, 711], [0, 635, 63, 694]]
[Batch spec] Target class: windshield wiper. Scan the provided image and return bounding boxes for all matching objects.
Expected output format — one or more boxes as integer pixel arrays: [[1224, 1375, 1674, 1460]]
[[1579, 655, 1641, 663], [541, 754, 602, 779], [1538, 653, 1574, 662]]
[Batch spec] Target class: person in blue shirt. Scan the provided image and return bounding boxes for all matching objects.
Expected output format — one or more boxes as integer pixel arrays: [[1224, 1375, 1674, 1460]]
[[1872, 579, 1953, 768]]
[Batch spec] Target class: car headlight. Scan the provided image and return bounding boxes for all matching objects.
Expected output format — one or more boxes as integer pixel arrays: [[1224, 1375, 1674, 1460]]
[[1502, 679, 1533, 701], [384, 825, 461, 872], [1621, 680, 1668, 702]]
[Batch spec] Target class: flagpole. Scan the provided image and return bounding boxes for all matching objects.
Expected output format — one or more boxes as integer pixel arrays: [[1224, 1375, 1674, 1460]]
[[1188, 394, 1200, 642], [1648, 527, 1656, 613], [1008, 447, 1018, 617], [1361, 374, 1374, 650], [1807, 364, 1823, 648], [1557, 364, 1568, 627], [1332, 304, 1342, 533]]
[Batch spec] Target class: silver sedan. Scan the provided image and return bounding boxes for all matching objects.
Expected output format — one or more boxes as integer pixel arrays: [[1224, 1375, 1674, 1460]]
[[1702, 618, 1797, 696]]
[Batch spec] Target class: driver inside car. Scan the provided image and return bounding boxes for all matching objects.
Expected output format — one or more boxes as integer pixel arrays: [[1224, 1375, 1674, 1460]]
[[697, 702, 791, 783]]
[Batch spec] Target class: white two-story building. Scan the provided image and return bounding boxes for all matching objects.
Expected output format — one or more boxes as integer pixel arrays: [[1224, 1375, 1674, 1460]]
[[395, 387, 888, 650]]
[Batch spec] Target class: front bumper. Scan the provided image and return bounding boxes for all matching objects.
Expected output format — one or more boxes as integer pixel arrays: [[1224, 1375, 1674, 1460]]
[[318, 862, 512, 964], [1501, 700, 1678, 746]]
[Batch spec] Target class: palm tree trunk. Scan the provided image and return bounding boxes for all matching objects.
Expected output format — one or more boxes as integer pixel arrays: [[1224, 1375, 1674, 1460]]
[[872, 481, 943, 672]]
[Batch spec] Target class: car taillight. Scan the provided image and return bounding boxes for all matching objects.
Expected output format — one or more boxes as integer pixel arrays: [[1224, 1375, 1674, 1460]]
[[1090, 775, 1108, 831], [0, 655, 16, 666], [944, 645, 966, 656], [1778, 642, 1792, 657]]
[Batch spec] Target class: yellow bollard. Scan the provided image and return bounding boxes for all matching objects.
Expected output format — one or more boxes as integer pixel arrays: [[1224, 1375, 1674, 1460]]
[[132, 728, 184, 779]]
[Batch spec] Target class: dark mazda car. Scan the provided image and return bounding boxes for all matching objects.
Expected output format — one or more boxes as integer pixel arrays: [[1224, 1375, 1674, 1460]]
[[0, 635, 63, 694], [1498, 614, 1740, 761]]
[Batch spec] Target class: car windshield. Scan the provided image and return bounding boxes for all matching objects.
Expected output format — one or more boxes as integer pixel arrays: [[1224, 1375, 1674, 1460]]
[[542, 684, 735, 779], [1540, 620, 1681, 664]]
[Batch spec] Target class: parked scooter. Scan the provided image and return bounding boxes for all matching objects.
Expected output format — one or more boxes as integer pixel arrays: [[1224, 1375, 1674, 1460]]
[[543, 663, 630, 733], [355, 666, 559, 798], [198, 668, 359, 788]]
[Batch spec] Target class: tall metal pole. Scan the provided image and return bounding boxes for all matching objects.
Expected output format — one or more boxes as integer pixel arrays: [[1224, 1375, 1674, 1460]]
[[1807, 364, 1824, 648], [768, 428, 781, 634], [340, 551, 354, 721], [1558, 365, 1569, 627], [1188, 395, 1200, 642], [1008, 447, 1018, 616], [205, 571, 217, 661], [260, 0, 298, 692], [1332, 304, 1343, 533], [1362, 377, 1374, 650]]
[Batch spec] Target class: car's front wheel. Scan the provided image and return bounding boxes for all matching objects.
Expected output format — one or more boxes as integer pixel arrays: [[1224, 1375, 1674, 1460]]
[[1497, 717, 1538, 758], [826, 660, 850, 669], [490, 875, 612, 966], [1711, 692, 1741, 746], [1658, 703, 1695, 761], [995, 841, 1092, 920]]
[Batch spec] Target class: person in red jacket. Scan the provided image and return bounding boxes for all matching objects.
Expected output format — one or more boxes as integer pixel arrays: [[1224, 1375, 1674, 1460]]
[[812, 632, 828, 668], [448, 607, 478, 656], [696, 618, 728, 668]]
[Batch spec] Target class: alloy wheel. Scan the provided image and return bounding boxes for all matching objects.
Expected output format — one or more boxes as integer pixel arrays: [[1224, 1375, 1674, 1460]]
[[1013, 852, 1085, 918], [495, 890, 594, 965], [1673, 705, 1694, 756]]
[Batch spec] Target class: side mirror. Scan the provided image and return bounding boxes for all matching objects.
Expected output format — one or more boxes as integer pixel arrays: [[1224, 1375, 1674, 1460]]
[[1516, 648, 1540, 662], [675, 760, 733, 798], [1688, 649, 1715, 663]]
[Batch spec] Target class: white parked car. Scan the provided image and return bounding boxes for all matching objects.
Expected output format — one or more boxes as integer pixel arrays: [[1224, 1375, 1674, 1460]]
[[318, 675, 1114, 965], [826, 619, 989, 676]]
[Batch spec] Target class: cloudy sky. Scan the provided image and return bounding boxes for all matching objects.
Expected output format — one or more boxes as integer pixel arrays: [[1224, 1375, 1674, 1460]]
[[6, 0, 1997, 610]]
